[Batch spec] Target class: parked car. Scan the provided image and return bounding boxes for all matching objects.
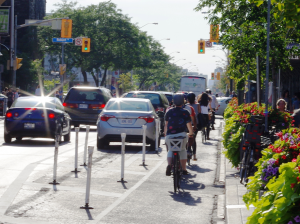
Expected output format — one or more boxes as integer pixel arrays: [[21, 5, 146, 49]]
[[121, 91, 169, 135], [159, 91, 174, 106], [216, 97, 232, 116], [97, 98, 160, 150], [4, 96, 71, 143], [63, 86, 112, 127]]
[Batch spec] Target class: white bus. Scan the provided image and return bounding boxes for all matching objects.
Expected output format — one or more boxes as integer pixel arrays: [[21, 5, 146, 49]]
[[180, 75, 207, 96]]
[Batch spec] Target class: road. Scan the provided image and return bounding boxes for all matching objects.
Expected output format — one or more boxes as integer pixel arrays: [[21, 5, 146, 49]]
[[0, 117, 225, 224]]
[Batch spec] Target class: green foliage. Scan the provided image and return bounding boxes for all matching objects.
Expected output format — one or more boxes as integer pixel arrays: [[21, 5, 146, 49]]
[[118, 73, 136, 93]]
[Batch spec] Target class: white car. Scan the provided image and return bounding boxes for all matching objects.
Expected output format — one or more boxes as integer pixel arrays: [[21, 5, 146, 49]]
[[215, 97, 232, 116]]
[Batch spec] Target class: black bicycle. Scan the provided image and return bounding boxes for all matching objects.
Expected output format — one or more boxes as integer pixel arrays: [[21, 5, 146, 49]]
[[172, 151, 182, 192]]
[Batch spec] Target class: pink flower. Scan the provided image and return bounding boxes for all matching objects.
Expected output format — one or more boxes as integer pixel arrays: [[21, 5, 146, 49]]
[[292, 158, 297, 162]]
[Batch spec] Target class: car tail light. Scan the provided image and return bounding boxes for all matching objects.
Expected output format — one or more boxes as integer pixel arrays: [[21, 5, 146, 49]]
[[242, 146, 247, 150], [89, 104, 105, 109], [14, 112, 19, 117], [100, 114, 115, 121], [245, 141, 250, 144], [174, 152, 177, 155], [48, 113, 55, 119], [63, 103, 78, 108], [6, 112, 12, 118], [25, 108, 36, 110], [155, 107, 164, 112], [139, 116, 155, 123]]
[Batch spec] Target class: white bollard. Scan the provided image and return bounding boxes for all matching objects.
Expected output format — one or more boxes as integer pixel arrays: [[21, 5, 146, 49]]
[[139, 125, 148, 166], [81, 125, 90, 166], [72, 127, 80, 173], [118, 133, 127, 183], [80, 146, 94, 209], [49, 140, 60, 185], [155, 119, 159, 152]]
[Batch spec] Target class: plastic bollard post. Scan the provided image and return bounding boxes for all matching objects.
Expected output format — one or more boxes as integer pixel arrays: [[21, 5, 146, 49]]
[[72, 127, 80, 173], [118, 133, 127, 183], [49, 140, 60, 185], [81, 125, 90, 166]]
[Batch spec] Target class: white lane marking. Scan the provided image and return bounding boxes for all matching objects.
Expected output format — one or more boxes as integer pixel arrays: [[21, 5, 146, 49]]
[[226, 204, 254, 208], [24, 182, 123, 198], [92, 160, 165, 223]]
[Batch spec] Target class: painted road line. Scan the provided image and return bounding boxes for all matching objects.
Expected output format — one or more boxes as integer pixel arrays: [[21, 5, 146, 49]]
[[226, 204, 254, 208]]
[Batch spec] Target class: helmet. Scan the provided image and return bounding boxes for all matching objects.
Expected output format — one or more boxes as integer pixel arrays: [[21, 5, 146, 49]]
[[187, 92, 196, 103], [173, 93, 185, 106], [206, 89, 211, 94]]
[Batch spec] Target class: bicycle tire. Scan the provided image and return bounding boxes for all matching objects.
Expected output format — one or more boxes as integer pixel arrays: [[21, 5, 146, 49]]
[[245, 148, 254, 183], [239, 150, 248, 184], [173, 153, 178, 193], [187, 149, 191, 166]]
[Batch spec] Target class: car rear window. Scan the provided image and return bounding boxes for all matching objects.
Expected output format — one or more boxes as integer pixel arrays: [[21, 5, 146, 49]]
[[106, 101, 149, 111], [165, 94, 173, 103], [125, 93, 161, 106], [65, 89, 104, 102], [12, 97, 56, 109]]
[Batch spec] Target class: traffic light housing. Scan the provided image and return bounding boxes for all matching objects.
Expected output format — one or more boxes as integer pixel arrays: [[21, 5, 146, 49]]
[[216, 72, 220, 80], [211, 73, 214, 80], [14, 58, 23, 70], [198, 40, 205, 54], [82, 38, 91, 52], [61, 19, 72, 38], [210, 24, 219, 42]]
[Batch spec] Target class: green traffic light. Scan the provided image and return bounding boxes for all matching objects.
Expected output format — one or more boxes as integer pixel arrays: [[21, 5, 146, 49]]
[[85, 47, 88, 50], [200, 49, 203, 52]]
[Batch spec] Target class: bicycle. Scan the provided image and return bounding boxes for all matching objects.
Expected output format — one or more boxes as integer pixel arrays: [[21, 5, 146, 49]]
[[201, 127, 206, 143], [187, 132, 196, 166], [165, 135, 187, 193]]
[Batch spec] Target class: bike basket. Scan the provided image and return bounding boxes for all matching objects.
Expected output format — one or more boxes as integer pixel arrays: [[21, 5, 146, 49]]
[[250, 115, 265, 124], [166, 136, 186, 152], [245, 123, 264, 143]]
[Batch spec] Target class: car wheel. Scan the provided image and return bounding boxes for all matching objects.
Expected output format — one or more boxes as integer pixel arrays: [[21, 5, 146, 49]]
[[150, 140, 156, 151], [4, 133, 11, 143], [97, 138, 107, 149], [64, 131, 70, 142], [16, 137, 22, 141]]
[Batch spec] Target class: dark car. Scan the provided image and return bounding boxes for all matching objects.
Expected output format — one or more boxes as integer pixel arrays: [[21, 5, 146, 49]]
[[122, 91, 169, 135], [4, 96, 71, 143], [159, 91, 174, 106], [63, 86, 112, 127]]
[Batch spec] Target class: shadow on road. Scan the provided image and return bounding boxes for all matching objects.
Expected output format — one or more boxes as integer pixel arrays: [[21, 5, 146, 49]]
[[188, 164, 213, 174], [2, 139, 69, 148], [169, 191, 202, 206]]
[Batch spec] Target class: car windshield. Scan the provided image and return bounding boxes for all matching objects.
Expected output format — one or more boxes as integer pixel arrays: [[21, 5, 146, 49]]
[[12, 97, 56, 109], [65, 89, 104, 102], [125, 93, 161, 106], [106, 101, 149, 111]]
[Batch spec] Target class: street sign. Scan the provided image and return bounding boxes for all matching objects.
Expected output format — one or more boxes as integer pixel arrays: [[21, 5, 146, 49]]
[[59, 64, 66, 75], [206, 41, 212, 48], [286, 43, 300, 50], [52, 38, 73, 43], [0, 8, 9, 34], [75, 38, 82, 46], [25, 19, 52, 27]]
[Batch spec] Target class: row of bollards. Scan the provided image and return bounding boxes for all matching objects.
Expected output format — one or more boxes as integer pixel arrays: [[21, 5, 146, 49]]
[[49, 121, 161, 210]]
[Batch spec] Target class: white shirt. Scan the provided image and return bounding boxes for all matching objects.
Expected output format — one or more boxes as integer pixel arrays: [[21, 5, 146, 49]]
[[35, 88, 41, 96], [209, 94, 219, 109], [200, 105, 209, 114]]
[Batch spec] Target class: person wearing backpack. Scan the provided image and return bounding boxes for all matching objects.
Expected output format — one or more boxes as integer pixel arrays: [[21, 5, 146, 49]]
[[198, 92, 213, 140]]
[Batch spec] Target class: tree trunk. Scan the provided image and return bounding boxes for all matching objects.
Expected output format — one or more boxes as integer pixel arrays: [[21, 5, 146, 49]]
[[100, 68, 107, 86], [81, 68, 88, 84]]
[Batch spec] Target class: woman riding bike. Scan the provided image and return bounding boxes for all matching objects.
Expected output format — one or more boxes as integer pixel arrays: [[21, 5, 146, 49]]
[[198, 92, 213, 140]]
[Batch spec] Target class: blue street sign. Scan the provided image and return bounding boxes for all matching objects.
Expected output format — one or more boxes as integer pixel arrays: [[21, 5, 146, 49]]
[[286, 43, 300, 50], [52, 38, 73, 43], [213, 42, 223, 45]]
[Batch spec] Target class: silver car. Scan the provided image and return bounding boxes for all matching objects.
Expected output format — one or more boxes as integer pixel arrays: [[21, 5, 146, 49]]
[[97, 98, 160, 150], [215, 97, 232, 116]]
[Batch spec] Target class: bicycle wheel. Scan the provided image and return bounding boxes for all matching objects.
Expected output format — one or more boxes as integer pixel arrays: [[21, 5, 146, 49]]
[[187, 146, 192, 166], [173, 153, 179, 192], [244, 148, 254, 183], [202, 129, 205, 143], [239, 149, 249, 184]]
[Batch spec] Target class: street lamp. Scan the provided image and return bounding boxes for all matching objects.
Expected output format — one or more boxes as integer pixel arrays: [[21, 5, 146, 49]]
[[139, 23, 158, 28], [174, 59, 186, 63], [159, 38, 170, 41]]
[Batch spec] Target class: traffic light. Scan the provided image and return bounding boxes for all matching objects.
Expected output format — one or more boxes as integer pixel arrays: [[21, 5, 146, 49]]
[[82, 38, 91, 52], [61, 19, 72, 38], [216, 72, 220, 80], [14, 58, 23, 70], [198, 40, 205, 54], [211, 73, 214, 80], [210, 24, 219, 42]]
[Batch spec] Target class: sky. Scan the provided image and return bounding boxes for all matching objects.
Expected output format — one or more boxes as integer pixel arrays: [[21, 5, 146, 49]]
[[46, 0, 227, 79]]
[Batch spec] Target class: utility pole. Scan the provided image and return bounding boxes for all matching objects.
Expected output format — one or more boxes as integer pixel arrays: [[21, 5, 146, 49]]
[[9, 0, 14, 87], [13, 15, 17, 87]]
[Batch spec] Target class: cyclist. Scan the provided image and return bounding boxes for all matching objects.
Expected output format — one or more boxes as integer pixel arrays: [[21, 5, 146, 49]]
[[206, 89, 218, 130], [198, 92, 213, 140], [186, 92, 200, 161], [164, 93, 194, 176]]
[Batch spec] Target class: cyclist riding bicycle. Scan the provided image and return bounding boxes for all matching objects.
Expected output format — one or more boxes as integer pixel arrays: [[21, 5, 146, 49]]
[[164, 93, 194, 176], [198, 92, 213, 140], [206, 89, 218, 130]]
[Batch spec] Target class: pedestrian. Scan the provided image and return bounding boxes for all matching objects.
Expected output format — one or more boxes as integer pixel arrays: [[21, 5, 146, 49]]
[[230, 91, 237, 97], [292, 92, 300, 112], [277, 99, 287, 112], [2, 87, 8, 95], [14, 88, 20, 100], [282, 90, 291, 111], [55, 90, 60, 99], [6, 87, 14, 108], [206, 89, 219, 130], [35, 85, 41, 96]]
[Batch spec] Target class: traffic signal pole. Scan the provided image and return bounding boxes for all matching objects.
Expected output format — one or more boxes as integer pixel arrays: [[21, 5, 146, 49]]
[[9, 0, 15, 87], [61, 43, 65, 85], [13, 15, 17, 87]]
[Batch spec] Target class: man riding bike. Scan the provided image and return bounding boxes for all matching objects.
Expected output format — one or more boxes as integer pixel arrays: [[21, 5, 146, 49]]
[[164, 93, 194, 176]]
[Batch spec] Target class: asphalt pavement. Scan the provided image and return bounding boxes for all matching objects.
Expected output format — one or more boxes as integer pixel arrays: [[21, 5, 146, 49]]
[[0, 117, 225, 224]]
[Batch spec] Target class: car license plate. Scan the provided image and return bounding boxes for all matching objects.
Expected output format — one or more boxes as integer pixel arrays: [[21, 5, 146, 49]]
[[24, 123, 35, 129], [120, 119, 133, 124], [79, 104, 88, 109]]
